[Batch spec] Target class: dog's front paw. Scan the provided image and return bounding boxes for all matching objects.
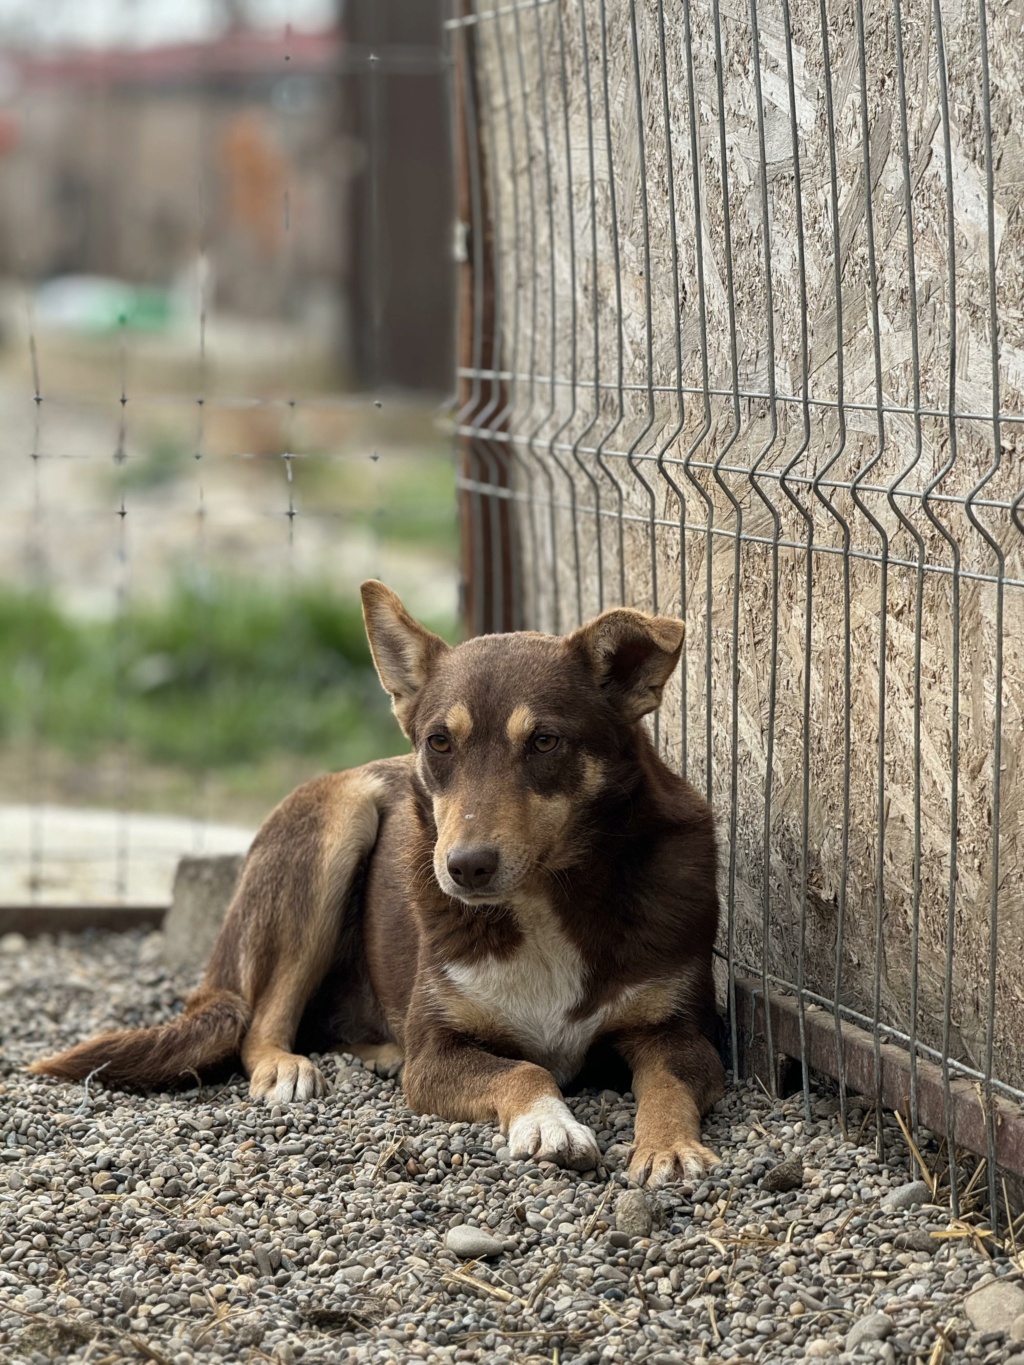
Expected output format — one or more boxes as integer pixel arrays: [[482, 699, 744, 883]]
[[507, 1096, 601, 1171], [628, 1138, 719, 1188], [249, 1053, 328, 1104]]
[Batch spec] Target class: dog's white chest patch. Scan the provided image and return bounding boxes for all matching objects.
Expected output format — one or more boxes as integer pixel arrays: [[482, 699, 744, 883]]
[[444, 896, 616, 1085]]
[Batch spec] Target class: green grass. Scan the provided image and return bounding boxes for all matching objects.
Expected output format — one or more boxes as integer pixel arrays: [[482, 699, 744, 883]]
[[296, 443, 459, 552], [111, 430, 188, 493], [0, 581, 454, 776]]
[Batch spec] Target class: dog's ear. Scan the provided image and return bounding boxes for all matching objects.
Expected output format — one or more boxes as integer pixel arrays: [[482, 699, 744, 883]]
[[360, 581, 449, 734], [569, 608, 684, 722]]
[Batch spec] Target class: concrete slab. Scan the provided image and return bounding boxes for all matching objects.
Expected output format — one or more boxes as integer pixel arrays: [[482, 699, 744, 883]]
[[0, 805, 254, 908], [164, 854, 246, 969]]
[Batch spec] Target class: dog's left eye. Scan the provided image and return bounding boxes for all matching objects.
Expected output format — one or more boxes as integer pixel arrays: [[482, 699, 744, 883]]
[[532, 734, 559, 753], [427, 735, 451, 753]]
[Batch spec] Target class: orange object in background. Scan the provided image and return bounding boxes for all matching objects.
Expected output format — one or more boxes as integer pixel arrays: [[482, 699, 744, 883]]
[[0, 111, 20, 155], [220, 110, 287, 257]]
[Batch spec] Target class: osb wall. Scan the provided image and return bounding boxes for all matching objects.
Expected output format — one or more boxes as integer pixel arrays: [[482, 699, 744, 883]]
[[465, 0, 1024, 1091]]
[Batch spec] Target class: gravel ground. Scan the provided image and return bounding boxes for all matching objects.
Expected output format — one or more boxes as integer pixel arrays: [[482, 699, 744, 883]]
[[2, 929, 1024, 1365]]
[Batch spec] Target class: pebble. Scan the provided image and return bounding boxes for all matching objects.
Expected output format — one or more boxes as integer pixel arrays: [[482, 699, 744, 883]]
[[445, 1225, 505, 1259], [614, 1189, 654, 1239], [0, 930, 1016, 1365], [846, 1311, 895, 1351], [879, 1179, 932, 1211], [761, 1153, 804, 1193], [964, 1281, 1024, 1335]]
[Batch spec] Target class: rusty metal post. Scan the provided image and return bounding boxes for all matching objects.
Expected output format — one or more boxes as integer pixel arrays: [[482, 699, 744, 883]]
[[452, 2, 516, 637]]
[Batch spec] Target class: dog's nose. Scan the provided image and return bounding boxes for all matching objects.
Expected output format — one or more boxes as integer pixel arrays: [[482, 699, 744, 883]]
[[446, 845, 500, 893]]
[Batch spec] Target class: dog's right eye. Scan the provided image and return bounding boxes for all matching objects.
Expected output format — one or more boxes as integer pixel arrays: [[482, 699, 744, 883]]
[[427, 735, 451, 754], [532, 734, 559, 753]]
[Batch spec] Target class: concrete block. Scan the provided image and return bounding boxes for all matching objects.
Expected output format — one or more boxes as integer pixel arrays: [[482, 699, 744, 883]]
[[164, 854, 245, 971]]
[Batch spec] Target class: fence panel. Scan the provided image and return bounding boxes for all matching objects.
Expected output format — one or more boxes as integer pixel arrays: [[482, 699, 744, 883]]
[[454, 0, 1024, 1220]]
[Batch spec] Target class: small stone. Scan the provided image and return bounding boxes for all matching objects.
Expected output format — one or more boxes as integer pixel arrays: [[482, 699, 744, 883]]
[[603, 1143, 632, 1169], [879, 1180, 931, 1212], [445, 1225, 505, 1259], [964, 1282, 1024, 1336], [894, 1229, 938, 1253], [1011, 1315, 1024, 1344], [0, 933, 28, 954], [797, 1288, 826, 1312], [615, 1190, 654, 1239], [761, 1154, 804, 1194], [654, 1315, 689, 1334], [806, 1340, 838, 1359], [846, 1312, 895, 1352], [254, 1246, 275, 1277]]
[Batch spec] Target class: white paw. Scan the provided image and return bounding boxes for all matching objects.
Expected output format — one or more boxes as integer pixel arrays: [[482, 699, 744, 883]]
[[507, 1096, 601, 1171], [249, 1054, 328, 1104]]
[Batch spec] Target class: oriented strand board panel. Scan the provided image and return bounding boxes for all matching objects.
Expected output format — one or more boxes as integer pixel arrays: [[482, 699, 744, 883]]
[[459, 0, 1024, 1094]]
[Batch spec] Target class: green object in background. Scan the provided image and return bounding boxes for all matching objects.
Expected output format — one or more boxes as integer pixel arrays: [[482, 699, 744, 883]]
[[34, 276, 173, 334], [125, 286, 173, 332]]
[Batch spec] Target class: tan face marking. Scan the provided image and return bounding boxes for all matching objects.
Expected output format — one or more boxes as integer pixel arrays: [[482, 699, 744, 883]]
[[506, 704, 537, 746], [445, 702, 474, 743], [432, 793, 458, 840], [580, 756, 605, 799], [526, 790, 572, 853]]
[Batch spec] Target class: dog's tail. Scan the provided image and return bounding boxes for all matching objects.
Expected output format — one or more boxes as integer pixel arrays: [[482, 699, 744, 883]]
[[28, 986, 251, 1088]]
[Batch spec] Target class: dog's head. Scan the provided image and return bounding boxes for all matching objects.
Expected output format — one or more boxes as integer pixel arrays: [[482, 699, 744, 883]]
[[361, 581, 684, 906]]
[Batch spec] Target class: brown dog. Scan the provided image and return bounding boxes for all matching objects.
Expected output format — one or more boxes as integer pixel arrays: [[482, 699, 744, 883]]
[[32, 582, 724, 1186]]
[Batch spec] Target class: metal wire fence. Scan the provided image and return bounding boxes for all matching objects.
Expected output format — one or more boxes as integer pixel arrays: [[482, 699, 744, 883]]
[[1, 6, 455, 913], [451, 0, 1024, 1222]]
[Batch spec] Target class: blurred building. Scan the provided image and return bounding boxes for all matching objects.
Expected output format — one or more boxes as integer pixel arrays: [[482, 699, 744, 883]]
[[0, 4, 453, 391]]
